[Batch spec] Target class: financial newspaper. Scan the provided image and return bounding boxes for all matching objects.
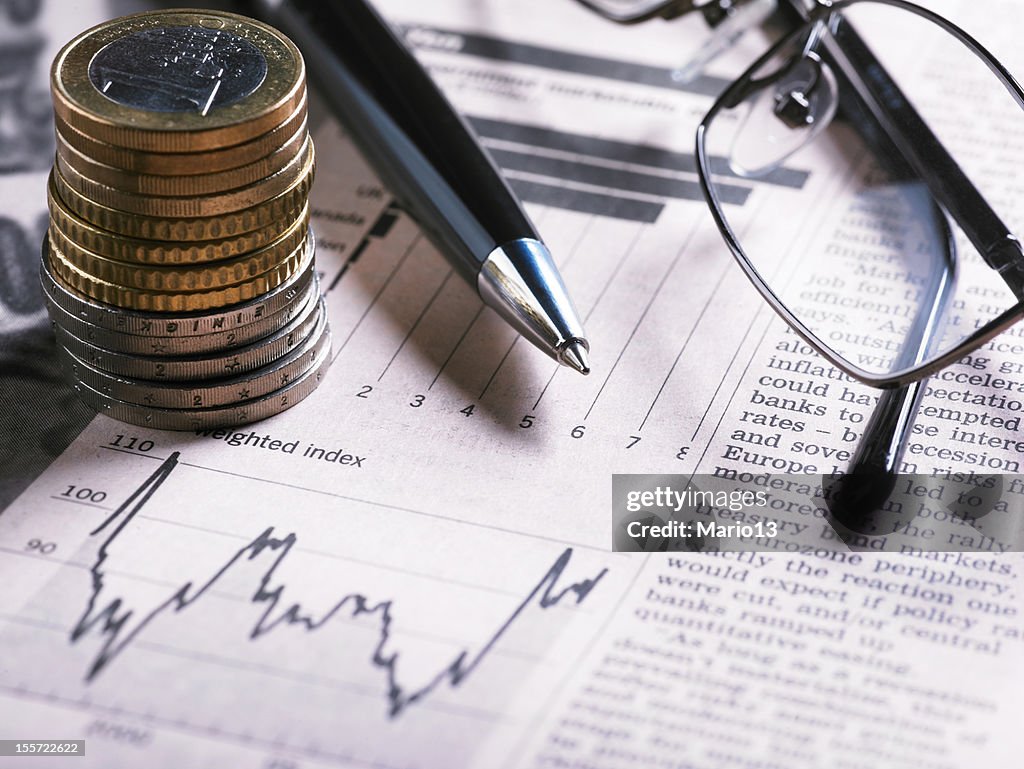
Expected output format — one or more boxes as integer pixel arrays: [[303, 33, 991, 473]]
[[0, 0, 1021, 767]]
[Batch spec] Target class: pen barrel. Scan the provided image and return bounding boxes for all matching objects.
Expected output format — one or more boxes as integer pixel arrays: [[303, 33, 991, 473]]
[[265, 0, 537, 283]]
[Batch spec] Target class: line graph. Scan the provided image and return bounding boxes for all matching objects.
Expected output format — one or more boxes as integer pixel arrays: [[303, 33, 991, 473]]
[[71, 452, 608, 718]]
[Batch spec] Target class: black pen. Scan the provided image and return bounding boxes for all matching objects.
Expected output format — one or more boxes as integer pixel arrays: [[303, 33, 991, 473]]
[[251, 0, 591, 374]]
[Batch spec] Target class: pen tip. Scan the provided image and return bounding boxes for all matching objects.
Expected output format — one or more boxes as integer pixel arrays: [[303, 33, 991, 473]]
[[560, 340, 590, 375]]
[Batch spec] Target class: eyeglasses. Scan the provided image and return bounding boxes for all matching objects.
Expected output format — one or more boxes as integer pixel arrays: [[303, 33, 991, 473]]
[[573, 0, 1024, 491]]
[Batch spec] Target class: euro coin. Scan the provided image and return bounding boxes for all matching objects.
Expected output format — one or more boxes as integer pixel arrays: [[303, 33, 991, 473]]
[[48, 229, 313, 312], [53, 94, 307, 175], [41, 260, 318, 355], [45, 280, 317, 356], [53, 288, 324, 381], [40, 248, 315, 337], [43, 8, 331, 430], [49, 208, 309, 291], [51, 10, 305, 152], [64, 315, 332, 430], [48, 187, 310, 265], [55, 117, 309, 197], [55, 136, 314, 218], [58, 300, 330, 410], [51, 167, 313, 241]]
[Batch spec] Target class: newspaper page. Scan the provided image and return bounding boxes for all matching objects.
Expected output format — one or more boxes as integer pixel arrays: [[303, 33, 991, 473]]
[[0, 0, 1021, 767]]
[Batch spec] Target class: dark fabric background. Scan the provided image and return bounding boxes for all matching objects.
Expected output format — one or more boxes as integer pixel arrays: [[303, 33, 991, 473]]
[[0, 0, 244, 511], [0, 0, 94, 511]]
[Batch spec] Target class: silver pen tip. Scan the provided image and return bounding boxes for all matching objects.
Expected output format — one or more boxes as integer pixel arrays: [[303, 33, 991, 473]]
[[560, 340, 591, 376]]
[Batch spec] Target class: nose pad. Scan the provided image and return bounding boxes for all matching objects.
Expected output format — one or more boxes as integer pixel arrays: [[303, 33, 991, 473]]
[[728, 53, 839, 178]]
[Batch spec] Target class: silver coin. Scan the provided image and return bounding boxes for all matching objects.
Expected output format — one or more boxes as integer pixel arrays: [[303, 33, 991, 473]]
[[44, 267, 317, 355], [39, 231, 315, 338], [57, 298, 329, 409], [68, 322, 333, 431], [88, 26, 268, 114], [53, 283, 323, 381]]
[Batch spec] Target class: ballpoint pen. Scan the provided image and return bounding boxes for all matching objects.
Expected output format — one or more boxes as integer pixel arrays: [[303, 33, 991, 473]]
[[250, 0, 592, 375]]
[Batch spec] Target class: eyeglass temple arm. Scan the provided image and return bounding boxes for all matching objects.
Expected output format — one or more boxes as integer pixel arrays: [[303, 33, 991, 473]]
[[842, 208, 956, 502], [797, 8, 1016, 497], [829, 198, 956, 516], [826, 376, 926, 525], [802, 6, 1024, 299], [770, 3, 968, 503]]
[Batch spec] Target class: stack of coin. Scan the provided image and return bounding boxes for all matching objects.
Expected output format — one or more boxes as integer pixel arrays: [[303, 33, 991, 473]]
[[42, 10, 331, 430]]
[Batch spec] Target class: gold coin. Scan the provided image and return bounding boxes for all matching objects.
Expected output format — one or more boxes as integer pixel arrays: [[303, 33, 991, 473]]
[[56, 136, 314, 218], [48, 185, 308, 265], [51, 166, 313, 241], [56, 117, 308, 196], [53, 94, 307, 175], [49, 209, 308, 291], [51, 10, 305, 153], [48, 230, 313, 312]]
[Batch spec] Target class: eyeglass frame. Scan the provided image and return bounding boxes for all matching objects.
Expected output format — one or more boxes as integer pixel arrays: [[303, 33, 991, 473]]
[[699, 0, 1024, 388], [575, 0, 1024, 389]]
